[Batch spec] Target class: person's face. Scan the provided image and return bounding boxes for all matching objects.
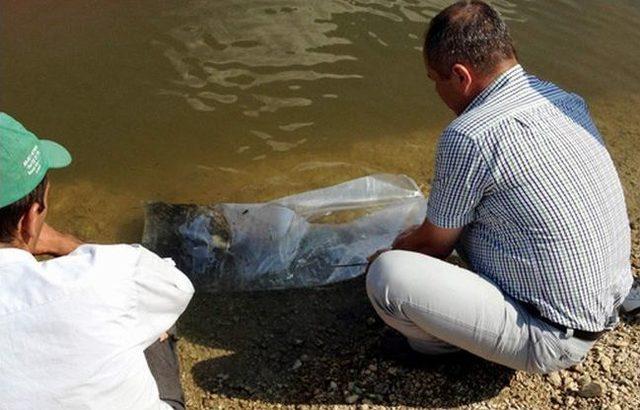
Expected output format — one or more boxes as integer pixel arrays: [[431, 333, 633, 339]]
[[427, 65, 464, 115], [426, 62, 473, 116]]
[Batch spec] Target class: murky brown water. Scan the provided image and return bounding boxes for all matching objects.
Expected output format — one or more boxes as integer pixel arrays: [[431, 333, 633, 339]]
[[2, 0, 640, 242]]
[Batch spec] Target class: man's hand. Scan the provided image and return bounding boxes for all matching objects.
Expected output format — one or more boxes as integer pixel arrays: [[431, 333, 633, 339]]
[[391, 220, 464, 260], [392, 224, 422, 251], [34, 223, 83, 257], [365, 220, 464, 274]]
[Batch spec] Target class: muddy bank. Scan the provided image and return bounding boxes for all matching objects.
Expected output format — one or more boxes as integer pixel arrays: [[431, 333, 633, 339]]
[[177, 227, 639, 410]]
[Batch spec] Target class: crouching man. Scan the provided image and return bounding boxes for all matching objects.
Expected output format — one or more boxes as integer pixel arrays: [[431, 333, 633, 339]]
[[0, 113, 194, 408], [367, 1, 632, 373]]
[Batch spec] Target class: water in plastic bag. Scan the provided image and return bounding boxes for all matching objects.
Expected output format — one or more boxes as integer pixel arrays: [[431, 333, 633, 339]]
[[142, 174, 427, 292]]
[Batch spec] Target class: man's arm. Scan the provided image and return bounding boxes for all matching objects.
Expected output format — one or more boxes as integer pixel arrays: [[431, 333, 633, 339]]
[[392, 131, 490, 259], [131, 246, 195, 349], [392, 219, 463, 259]]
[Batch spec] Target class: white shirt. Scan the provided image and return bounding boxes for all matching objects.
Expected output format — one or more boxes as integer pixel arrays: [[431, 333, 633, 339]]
[[0, 244, 195, 410]]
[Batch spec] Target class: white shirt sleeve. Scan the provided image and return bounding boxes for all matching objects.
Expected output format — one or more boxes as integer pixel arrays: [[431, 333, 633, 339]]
[[131, 245, 195, 349]]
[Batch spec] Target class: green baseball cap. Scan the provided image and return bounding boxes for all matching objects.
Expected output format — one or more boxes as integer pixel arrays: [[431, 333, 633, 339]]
[[0, 113, 72, 208]]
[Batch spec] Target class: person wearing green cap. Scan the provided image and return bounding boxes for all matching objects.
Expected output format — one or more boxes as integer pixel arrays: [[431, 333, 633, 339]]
[[0, 113, 194, 409]]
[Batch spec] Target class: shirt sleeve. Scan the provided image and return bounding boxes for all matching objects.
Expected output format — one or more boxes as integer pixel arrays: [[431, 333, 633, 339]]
[[427, 130, 493, 229], [131, 245, 195, 349]]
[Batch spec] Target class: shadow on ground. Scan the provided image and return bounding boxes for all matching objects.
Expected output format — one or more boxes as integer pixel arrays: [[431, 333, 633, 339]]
[[178, 276, 514, 408]]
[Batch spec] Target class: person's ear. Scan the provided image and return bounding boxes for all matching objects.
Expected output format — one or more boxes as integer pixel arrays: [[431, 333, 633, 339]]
[[17, 202, 46, 247], [451, 63, 473, 94]]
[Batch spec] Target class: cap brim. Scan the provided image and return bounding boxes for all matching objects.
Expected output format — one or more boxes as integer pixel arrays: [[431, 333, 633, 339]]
[[40, 140, 72, 169]]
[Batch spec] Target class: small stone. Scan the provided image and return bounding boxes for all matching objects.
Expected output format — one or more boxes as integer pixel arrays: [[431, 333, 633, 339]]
[[366, 317, 377, 326], [600, 356, 612, 372], [368, 364, 378, 372], [387, 367, 398, 376], [329, 381, 338, 391], [547, 373, 562, 388], [577, 375, 591, 388], [577, 381, 605, 398], [292, 359, 302, 370], [293, 338, 304, 346], [613, 340, 629, 348], [345, 394, 360, 404]]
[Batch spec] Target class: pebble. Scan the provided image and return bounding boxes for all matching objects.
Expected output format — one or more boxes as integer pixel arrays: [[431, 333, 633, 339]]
[[600, 356, 612, 372], [613, 340, 629, 348], [547, 373, 562, 388], [577, 375, 591, 388], [345, 394, 360, 404], [577, 381, 605, 398], [328, 381, 338, 391], [292, 359, 302, 370]]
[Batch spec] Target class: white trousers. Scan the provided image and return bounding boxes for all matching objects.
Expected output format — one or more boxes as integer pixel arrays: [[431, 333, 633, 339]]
[[366, 250, 596, 374]]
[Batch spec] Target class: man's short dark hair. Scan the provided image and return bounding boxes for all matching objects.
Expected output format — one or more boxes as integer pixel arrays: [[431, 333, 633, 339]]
[[0, 175, 48, 242], [424, 0, 517, 77]]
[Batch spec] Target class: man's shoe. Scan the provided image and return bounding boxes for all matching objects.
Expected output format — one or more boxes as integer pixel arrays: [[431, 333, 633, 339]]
[[622, 285, 640, 315]]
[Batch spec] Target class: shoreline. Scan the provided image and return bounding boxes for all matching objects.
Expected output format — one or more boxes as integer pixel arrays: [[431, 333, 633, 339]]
[[177, 229, 639, 410]]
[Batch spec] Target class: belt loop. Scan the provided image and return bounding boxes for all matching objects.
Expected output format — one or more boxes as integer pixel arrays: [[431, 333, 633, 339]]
[[565, 328, 574, 339]]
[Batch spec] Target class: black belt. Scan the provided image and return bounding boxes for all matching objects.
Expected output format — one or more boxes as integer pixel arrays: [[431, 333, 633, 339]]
[[537, 315, 605, 342], [524, 303, 605, 342]]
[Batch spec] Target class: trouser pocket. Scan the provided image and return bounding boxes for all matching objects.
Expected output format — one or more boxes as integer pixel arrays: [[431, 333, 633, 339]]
[[527, 324, 593, 374]]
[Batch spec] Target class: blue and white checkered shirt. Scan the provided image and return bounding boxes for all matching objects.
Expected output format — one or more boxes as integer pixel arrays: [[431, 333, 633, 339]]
[[427, 65, 633, 332]]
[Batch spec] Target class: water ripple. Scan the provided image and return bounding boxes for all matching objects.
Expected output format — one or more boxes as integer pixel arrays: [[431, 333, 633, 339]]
[[155, 0, 522, 114]]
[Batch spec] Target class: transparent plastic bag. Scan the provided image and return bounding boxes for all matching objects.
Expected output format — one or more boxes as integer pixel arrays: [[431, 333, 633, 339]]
[[142, 174, 427, 292]]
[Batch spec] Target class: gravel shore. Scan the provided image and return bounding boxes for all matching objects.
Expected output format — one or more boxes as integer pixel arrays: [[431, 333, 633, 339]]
[[176, 223, 639, 410]]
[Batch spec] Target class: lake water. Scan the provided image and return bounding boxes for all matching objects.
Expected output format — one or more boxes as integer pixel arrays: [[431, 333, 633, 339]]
[[2, 0, 639, 242]]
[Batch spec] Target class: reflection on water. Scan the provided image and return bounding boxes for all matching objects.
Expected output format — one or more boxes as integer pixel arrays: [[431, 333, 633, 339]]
[[156, 0, 521, 121], [1, 0, 640, 243]]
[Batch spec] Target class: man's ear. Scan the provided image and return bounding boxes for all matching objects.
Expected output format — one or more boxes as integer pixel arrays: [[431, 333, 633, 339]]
[[18, 202, 45, 245], [451, 63, 473, 94]]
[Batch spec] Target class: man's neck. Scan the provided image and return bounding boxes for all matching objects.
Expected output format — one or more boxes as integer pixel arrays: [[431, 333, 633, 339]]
[[0, 240, 29, 252], [463, 59, 519, 113]]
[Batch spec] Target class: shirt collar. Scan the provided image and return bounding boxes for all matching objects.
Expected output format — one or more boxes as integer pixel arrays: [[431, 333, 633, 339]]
[[0, 247, 37, 266], [462, 64, 525, 115]]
